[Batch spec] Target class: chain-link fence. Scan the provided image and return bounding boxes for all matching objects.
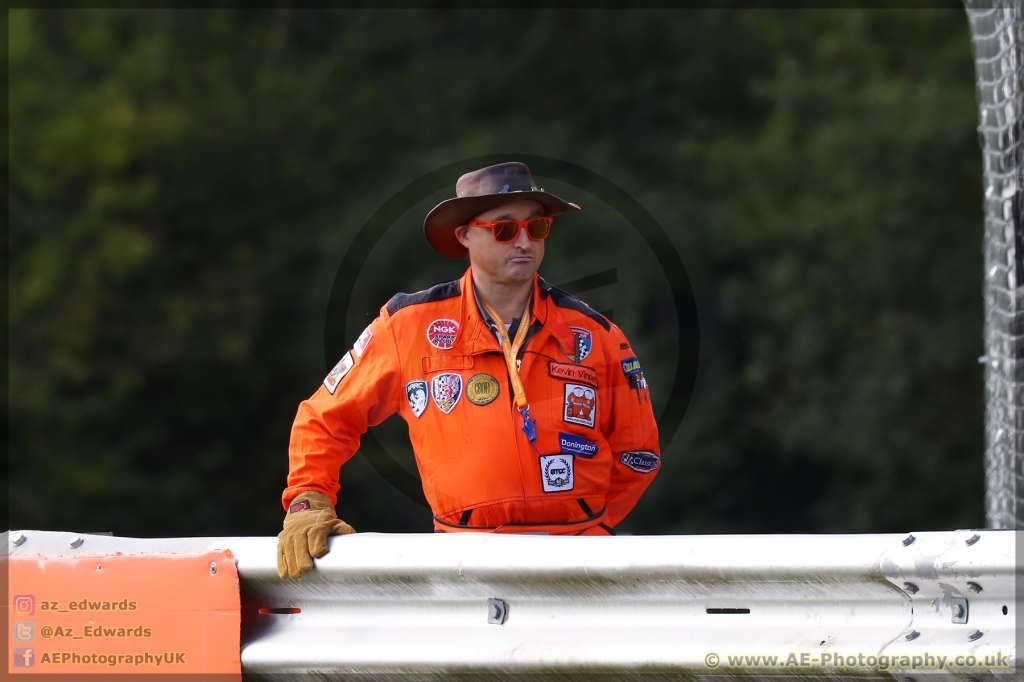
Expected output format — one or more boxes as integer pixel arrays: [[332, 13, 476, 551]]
[[967, 1, 1024, 529]]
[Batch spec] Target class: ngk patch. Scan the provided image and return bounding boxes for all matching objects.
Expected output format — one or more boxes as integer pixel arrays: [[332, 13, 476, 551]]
[[431, 373, 463, 414], [427, 318, 460, 350], [352, 325, 373, 358], [539, 454, 574, 492], [323, 352, 354, 395], [563, 383, 597, 428], [570, 326, 593, 362], [620, 450, 660, 474]]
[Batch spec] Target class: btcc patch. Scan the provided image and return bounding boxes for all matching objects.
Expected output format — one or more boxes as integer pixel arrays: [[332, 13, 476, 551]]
[[427, 318, 459, 350], [559, 432, 598, 458], [405, 380, 429, 418], [466, 373, 500, 406], [323, 352, 354, 394], [540, 454, 574, 492], [621, 356, 643, 379], [570, 326, 593, 362], [620, 450, 660, 474], [353, 325, 373, 358], [563, 383, 597, 428], [548, 361, 597, 386], [431, 373, 463, 414]]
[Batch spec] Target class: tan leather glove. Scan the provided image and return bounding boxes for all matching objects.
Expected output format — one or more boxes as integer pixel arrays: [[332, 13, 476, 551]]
[[277, 490, 355, 579]]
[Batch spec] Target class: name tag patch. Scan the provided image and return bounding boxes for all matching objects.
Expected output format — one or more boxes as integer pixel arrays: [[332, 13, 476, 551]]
[[548, 361, 597, 386], [539, 454, 574, 492], [563, 383, 597, 428], [620, 450, 660, 474], [323, 352, 354, 394], [559, 432, 598, 458]]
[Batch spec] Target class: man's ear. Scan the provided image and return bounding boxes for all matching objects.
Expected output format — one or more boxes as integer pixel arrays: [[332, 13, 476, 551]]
[[454, 224, 470, 248]]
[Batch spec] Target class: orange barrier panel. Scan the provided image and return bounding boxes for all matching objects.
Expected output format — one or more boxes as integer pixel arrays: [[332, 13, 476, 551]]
[[7, 550, 240, 678]]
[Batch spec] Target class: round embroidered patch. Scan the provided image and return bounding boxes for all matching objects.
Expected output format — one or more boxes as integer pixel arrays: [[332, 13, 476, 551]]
[[427, 318, 459, 350], [466, 373, 501, 406]]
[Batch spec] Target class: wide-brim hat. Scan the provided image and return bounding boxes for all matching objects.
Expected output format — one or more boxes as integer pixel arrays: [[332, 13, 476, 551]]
[[424, 162, 581, 259]]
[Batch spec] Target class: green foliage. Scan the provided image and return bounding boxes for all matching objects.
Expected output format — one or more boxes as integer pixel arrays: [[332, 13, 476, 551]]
[[9, 8, 983, 536]]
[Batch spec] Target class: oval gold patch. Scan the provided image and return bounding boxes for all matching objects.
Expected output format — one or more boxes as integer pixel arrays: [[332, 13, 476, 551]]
[[466, 373, 500, 406]]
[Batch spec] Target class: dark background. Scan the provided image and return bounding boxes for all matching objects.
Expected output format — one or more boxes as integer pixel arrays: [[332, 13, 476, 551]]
[[9, 8, 985, 537]]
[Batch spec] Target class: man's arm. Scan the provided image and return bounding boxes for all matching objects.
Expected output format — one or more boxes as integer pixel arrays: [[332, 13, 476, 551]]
[[603, 325, 661, 528], [282, 310, 404, 507], [277, 309, 403, 578]]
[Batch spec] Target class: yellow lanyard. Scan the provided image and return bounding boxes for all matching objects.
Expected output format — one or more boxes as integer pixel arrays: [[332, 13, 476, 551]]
[[480, 299, 530, 409], [480, 298, 537, 443]]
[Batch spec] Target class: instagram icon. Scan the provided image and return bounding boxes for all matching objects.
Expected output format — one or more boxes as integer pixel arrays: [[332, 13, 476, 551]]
[[13, 595, 34, 616]]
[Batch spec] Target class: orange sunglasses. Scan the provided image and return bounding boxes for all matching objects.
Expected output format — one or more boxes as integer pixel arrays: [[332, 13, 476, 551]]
[[468, 216, 553, 243]]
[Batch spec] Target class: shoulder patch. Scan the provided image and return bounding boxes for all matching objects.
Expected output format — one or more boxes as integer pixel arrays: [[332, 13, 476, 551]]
[[386, 280, 461, 316], [537, 278, 611, 332]]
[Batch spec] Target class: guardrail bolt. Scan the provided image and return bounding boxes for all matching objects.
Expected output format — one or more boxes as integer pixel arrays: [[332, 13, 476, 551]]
[[966, 582, 982, 593], [69, 536, 84, 548], [487, 598, 508, 625], [902, 582, 919, 594], [965, 533, 980, 546], [209, 562, 217, 575], [905, 630, 920, 641], [968, 630, 983, 641], [11, 532, 26, 546], [950, 597, 968, 624], [902, 534, 915, 546]]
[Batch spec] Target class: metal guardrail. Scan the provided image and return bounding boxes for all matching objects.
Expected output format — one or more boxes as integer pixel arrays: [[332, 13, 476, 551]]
[[6, 529, 1020, 680]]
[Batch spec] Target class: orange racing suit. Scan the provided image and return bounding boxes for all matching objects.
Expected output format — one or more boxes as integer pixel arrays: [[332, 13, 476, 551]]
[[283, 267, 660, 535]]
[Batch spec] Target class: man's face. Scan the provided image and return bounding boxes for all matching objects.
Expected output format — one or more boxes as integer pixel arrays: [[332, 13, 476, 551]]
[[454, 199, 545, 285]]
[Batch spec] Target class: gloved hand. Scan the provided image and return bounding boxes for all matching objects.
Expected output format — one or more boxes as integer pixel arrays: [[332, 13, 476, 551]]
[[277, 490, 355, 579]]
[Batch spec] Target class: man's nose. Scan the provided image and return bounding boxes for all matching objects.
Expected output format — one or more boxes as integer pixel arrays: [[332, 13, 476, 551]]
[[513, 224, 533, 249]]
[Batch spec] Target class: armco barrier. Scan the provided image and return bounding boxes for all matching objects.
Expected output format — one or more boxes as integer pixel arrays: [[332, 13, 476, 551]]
[[5, 529, 1020, 680]]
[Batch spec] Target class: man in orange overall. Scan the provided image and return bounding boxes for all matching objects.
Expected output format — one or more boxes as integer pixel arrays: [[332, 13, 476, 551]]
[[277, 162, 660, 579]]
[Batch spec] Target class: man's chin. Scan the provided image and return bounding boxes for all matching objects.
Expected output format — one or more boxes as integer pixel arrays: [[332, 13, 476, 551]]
[[503, 261, 539, 282]]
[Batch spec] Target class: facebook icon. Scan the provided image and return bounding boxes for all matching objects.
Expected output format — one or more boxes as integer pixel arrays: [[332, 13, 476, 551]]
[[14, 647, 35, 668]]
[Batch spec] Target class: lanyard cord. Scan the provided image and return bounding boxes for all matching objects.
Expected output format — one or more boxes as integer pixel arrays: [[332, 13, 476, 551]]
[[480, 297, 537, 442]]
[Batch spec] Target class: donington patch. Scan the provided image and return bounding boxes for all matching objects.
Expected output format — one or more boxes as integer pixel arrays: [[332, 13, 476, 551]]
[[431, 373, 463, 414], [564, 383, 597, 428], [540, 454, 574, 492], [427, 318, 460, 350], [620, 450, 660, 474], [559, 431, 598, 458], [466, 373, 500, 406], [405, 380, 429, 418], [353, 325, 373, 358], [570, 326, 593, 361], [323, 352, 354, 395], [548, 361, 598, 386]]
